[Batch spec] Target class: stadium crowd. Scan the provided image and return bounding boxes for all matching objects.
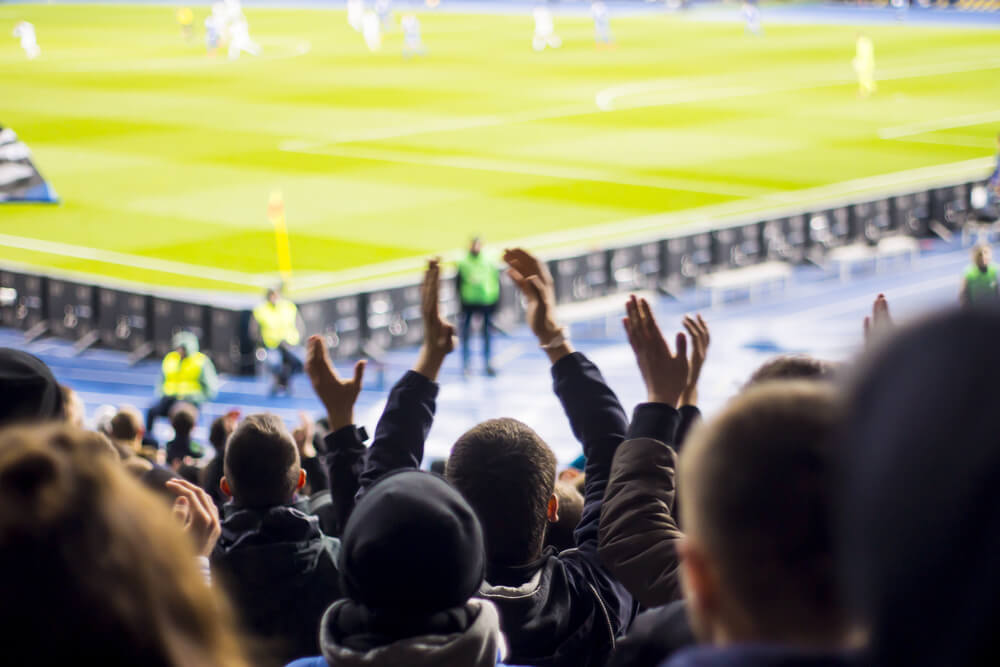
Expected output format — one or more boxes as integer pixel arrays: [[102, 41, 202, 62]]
[[1, 246, 997, 667]]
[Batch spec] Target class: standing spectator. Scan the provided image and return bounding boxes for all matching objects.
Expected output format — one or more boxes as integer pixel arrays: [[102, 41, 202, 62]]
[[457, 237, 501, 376], [146, 332, 218, 440], [959, 243, 999, 306], [212, 413, 341, 665], [251, 286, 305, 395]]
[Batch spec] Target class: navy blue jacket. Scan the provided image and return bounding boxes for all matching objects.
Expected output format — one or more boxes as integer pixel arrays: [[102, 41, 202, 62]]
[[344, 353, 636, 667]]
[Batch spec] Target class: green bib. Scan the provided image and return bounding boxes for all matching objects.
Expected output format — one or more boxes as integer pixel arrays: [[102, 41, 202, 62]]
[[457, 253, 500, 306], [966, 264, 999, 304]]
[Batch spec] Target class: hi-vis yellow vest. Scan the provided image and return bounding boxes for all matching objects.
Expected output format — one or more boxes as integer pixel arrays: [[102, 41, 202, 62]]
[[162, 351, 208, 398], [253, 300, 301, 349]]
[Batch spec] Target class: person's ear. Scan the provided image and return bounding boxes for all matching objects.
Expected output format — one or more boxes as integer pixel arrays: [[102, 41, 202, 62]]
[[220, 477, 232, 498], [296, 469, 307, 491], [678, 535, 719, 642], [547, 492, 559, 523]]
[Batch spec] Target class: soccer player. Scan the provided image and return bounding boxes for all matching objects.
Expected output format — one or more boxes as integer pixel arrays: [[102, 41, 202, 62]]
[[592, 2, 614, 48], [12, 21, 40, 60], [853, 33, 877, 98], [742, 0, 763, 36], [375, 0, 393, 31], [362, 10, 382, 52], [228, 15, 260, 59], [176, 7, 195, 42], [401, 14, 426, 58], [532, 5, 561, 51], [347, 0, 365, 32]]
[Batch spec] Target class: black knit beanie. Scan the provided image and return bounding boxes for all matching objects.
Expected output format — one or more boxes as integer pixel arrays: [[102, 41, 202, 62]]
[[339, 470, 485, 617], [0, 348, 64, 427]]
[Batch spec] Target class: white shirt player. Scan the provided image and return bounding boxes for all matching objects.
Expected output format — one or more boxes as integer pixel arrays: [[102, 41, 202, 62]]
[[402, 14, 425, 56], [362, 10, 382, 52], [13, 21, 40, 60], [228, 17, 260, 59], [532, 6, 561, 51], [347, 0, 365, 32]]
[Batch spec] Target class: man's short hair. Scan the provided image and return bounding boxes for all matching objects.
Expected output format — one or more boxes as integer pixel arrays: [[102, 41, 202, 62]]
[[745, 355, 837, 388], [169, 402, 198, 437], [224, 414, 300, 508], [679, 381, 845, 641], [447, 418, 557, 567], [110, 407, 143, 442]]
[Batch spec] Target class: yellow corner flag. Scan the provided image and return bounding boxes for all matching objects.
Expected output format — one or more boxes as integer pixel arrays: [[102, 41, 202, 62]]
[[268, 191, 293, 286]]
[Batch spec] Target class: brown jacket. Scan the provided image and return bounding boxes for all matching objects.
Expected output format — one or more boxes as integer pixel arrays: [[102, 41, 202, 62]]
[[598, 436, 685, 609]]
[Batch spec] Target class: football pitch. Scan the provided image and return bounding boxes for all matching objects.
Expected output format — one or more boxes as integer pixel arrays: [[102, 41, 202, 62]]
[[2, 3, 999, 296]]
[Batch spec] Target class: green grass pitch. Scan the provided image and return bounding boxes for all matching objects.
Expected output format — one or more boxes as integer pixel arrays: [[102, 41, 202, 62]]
[[1, 4, 998, 295]]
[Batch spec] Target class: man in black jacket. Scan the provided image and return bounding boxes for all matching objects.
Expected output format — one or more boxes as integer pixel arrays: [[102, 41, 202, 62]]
[[211, 414, 341, 665], [308, 253, 635, 667]]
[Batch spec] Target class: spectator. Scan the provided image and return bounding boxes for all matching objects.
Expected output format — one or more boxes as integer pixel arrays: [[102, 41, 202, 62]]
[[744, 355, 837, 388], [202, 411, 238, 511], [664, 381, 855, 667], [309, 254, 635, 666], [959, 243, 999, 306], [110, 406, 145, 460], [0, 347, 64, 427], [544, 480, 584, 553], [457, 237, 501, 376], [289, 471, 512, 667], [292, 411, 329, 496], [838, 307, 1000, 666], [212, 413, 342, 665], [146, 331, 218, 442], [166, 401, 204, 469], [251, 286, 306, 396], [0, 423, 246, 666]]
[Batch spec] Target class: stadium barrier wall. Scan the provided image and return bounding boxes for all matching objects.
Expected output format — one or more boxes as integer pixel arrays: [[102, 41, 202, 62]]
[[0, 178, 979, 374]]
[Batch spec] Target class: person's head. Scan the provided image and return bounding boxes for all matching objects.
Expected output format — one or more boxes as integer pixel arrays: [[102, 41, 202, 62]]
[[172, 331, 199, 358], [677, 382, 846, 648], [469, 237, 482, 256], [0, 348, 64, 427], [745, 355, 837, 388], [973, 243, 992, 272], [544, 481, 585, 553], [222, 414, 304, 508], [170, 402, 198, 439], [0, 423, 248, 666], [60, 385, 84, 428], [209, 414, 234, 454], [110, 406, 144, 448], [339, 470, 485, 619], [266, 287, 280, 305], [446, 418, 557, 567], [837, 307, 1000, 666]]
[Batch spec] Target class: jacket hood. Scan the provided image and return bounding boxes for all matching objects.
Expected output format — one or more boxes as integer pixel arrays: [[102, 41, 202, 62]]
[[172, 331, 199, 355], [320, 598, 505, 667]]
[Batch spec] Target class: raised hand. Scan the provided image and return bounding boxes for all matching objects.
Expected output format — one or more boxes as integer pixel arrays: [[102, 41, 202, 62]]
[[306, 335, 366, 431], [504, 247, 571, 361], [293, 410, 316, 458], [414, 258, 456, 380], [863, 294, 892, 344], [680, 314, 710, 407], [166, 478, 221, 558], [624, 295, 689, 408]]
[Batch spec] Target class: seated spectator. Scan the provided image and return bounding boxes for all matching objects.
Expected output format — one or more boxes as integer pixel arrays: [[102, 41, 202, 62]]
[[165, 401, 204, 468], [544, 480, 584, 553], [292, 411, 329, 497], [0, 347, 64, 426], [289, 470, 511, 667], [838, 307, 1000, 666], [109, 406, 145, 460], [212, 413, 342, 665], [664, 381, 856, 667], [202, 411, 238, 511], [305, 254, 635, 666], [0, 423, 247, 666]]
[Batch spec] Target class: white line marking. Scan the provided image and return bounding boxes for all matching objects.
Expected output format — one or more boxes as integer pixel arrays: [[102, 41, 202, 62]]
[[879, 109, 1000, 139], [0, 233, 275, 288], [283, 144, 774, 198]]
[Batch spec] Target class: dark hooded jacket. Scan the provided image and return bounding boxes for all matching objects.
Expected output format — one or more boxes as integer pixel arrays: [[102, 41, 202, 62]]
[[212, 505, 341, 665]]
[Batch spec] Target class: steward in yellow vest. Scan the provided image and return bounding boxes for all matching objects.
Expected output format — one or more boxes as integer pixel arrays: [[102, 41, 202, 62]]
[[252, 288, 306, 395], [145, 331, 219, 445]]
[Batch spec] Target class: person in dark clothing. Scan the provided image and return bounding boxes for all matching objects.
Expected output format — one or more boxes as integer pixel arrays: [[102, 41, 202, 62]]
[[607, 601, 695, 667], [664, 381, 857, 667], [315, 253, 635, 667], [166, 401, 204, 468], [288, 470, 515, 667], [212, 414, 341, 666], [201, 412, 238, 512], [457, 237, 501, 376], [0, 347, 64, 427], [837, 307, 1000, 667]]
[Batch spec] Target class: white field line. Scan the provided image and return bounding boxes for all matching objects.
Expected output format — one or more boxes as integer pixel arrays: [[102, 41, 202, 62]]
[[879, 109, 1000, 140], [0, 232, 275, 288], [282, 144, 775, 198], [885, 134, 995, 149]]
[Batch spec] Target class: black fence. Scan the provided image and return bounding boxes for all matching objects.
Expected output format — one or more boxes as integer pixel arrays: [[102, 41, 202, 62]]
[[0, 179, 985, 374]]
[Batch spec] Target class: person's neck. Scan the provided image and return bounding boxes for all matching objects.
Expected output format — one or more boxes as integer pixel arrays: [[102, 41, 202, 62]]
[[714, 621, 849, 652]]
